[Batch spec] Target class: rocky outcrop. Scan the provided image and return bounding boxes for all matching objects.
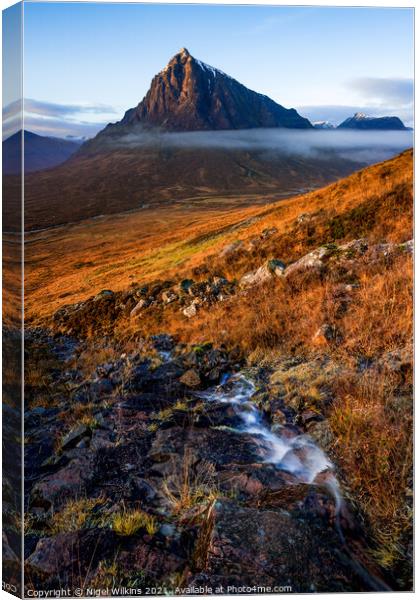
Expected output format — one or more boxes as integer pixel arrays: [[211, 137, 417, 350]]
[[239, 259, 285, 288], [24, 328, 393, 593], [200, 499, 363, 592]]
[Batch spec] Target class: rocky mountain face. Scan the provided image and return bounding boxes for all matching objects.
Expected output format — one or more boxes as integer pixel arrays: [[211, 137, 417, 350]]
[[21, 53, 411, 230], [102, 48, 312, 133], [338, 112, 408, 130]]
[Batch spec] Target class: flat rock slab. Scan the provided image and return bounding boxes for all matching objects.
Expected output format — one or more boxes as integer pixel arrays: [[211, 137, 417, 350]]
[[148, 426, 268, 471], [198, 500, 368, 592]]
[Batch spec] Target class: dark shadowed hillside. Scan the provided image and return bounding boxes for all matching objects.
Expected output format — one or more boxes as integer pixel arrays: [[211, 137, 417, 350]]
[[3, 130, 81, 174]]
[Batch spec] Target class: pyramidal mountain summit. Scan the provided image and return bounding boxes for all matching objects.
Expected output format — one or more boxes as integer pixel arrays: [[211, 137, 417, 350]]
[[109, 48, 313, 132]]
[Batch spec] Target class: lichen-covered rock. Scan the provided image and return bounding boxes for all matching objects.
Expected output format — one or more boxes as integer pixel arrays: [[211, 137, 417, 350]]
[[183, 302, 198, 318], [179, 368, 201, 388], [130, 298, 148, 317], [239, 259, 285, 288], [306, 420, 335, 452]]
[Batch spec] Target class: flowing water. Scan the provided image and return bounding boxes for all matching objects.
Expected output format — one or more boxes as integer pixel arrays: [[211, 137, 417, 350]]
[[198, 372, 341, 504], [198, 372, 390, 592]]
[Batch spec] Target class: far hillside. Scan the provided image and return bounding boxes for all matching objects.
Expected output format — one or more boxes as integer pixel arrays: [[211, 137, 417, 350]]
[[2, 130, 81, 174]]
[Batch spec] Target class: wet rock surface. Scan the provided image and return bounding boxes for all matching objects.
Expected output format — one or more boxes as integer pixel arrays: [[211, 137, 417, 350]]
[[23, 329, 392, 594]]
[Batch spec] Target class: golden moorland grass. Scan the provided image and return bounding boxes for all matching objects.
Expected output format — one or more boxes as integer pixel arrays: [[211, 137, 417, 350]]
[[24, 149, 413, 581], [24, 150, 412, 323]]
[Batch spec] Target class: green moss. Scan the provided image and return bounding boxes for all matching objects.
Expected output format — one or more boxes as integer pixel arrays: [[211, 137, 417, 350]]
[[192, 342, 213, 355]]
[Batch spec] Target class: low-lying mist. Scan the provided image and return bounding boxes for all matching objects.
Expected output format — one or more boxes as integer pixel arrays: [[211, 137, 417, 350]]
[[107, 127, 413, 165]]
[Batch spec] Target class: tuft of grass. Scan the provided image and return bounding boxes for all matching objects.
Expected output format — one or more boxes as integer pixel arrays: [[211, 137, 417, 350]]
[[112, 508, 157, 536], [330, 367, 412, 573], [51, 497, 105, 534], [154, 400, 190, 422], [162, 450, 219, 520]]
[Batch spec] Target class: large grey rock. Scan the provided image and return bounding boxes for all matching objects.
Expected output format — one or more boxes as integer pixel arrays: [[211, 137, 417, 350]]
[[284, 249, 326, 279], [239, 259, 285, 288], [200, 499, 364, 591], [130, 298, 147, 317], [183, 302, 199, 318]]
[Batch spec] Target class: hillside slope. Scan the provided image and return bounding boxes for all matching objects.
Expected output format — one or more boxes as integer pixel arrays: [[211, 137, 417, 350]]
[[25, 148, 413, 323], [22, 145, 360, 230], [29, 150, 413, 590]]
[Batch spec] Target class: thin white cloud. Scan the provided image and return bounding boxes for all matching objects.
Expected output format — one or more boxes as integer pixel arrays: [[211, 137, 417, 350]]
[[349, 77, 413, 106], [245, 7, 317, 35], [3, 98, 121, 139], [24, 98, 118, 118]]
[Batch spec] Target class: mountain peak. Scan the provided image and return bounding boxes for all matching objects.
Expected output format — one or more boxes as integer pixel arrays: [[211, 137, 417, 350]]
[[338, 113, 408, 130], [115, 51, 312, 132]]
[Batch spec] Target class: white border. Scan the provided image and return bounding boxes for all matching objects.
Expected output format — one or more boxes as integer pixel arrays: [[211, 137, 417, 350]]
[[0, 2, 416, 600]]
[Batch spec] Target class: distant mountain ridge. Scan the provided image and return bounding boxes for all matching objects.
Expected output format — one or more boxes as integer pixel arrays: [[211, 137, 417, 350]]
[[99, 48, 312, 134], [3, 130, 81, 174], [337, 112, 409, 131]]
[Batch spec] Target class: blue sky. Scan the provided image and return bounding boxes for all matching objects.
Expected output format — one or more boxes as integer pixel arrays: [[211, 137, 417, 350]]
[[4, 2, 415, 138]]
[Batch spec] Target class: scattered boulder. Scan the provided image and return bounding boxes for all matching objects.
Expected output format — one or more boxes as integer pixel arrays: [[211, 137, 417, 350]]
[[183, 302, 198, 318], [93, 290, 114, 302], [296, 212, 313, 224], [284, 248, 326, 279], [261, 227, 278, 239], [268, 258, 286, 277], [219, 240, 243, 257], [162, 290, 178, 304], [26, 529, 116, 579], [176, 279, 194, 294], [61, 424, 91, 451], [400, 239, 413, 254], [130, 298, 147, 317], [179, 368, 201, 389], [30, 456, 92, 510], [339, 238, 369, 257], [239, 259, 285, 288]]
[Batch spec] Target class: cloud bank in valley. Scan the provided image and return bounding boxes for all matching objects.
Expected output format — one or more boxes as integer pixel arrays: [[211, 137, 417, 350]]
[[106, 127, 413, 166]]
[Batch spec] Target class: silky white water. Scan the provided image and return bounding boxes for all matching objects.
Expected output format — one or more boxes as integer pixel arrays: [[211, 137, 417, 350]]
[[198, 373, 341, 507]]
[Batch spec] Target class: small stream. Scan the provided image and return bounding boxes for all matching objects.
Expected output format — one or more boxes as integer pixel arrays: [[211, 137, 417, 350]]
[[197, 371, 390, 592], [197, 373, 341, 506]]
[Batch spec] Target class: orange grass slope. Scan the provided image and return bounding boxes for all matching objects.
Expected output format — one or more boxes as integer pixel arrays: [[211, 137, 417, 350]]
[[27, 148, 413, 588], [107, 148, 413, 347], [25, 149, 413, 324], [119, 149, 412, 584]]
